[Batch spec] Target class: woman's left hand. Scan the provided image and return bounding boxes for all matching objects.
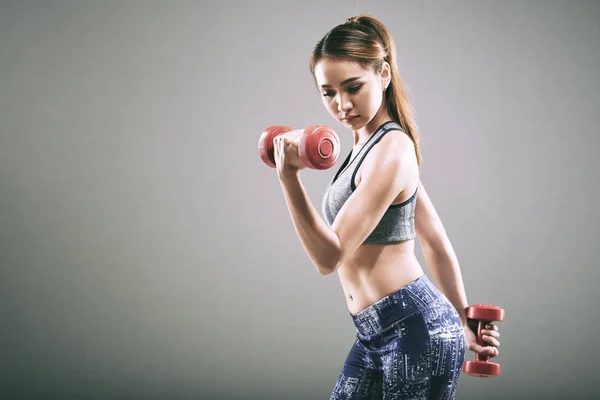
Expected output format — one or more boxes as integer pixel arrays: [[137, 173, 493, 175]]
[[464, 320, 501, 357], [273, 129, 307, 178]]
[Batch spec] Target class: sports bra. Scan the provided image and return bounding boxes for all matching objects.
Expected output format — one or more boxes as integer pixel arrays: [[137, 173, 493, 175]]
[[321, 121, 418, 244]]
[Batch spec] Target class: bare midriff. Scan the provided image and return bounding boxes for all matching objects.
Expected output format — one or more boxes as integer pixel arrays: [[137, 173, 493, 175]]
[[338, 239, 424, 316]]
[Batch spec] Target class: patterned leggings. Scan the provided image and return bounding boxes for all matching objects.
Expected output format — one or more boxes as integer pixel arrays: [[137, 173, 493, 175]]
[[330, 275, 466, 400]]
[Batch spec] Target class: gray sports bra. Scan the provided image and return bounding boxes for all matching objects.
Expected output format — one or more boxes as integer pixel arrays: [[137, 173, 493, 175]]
[[321, 121, 418, 244]]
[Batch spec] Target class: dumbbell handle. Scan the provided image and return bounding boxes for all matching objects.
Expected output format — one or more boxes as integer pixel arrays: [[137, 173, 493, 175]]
[[474, 319, 493, 362]]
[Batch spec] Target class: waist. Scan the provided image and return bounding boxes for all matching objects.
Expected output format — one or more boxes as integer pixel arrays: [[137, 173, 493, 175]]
[[338, 247, 424, 315], [350, 274, 450, 340], [339, 240, 418, 279]]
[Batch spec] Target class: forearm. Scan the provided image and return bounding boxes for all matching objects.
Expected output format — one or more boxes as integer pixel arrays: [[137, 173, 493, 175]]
[[421, 235, 470, 324], [278, 171, 340, 275]]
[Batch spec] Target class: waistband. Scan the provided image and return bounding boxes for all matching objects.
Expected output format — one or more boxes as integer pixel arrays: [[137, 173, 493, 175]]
[[350, 274, 445, 340]]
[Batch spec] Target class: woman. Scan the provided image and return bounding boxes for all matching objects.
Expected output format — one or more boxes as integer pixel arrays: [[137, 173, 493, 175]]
[[273, 14, 501, 399]]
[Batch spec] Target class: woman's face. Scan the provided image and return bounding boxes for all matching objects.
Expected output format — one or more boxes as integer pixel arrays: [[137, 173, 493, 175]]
[[314, 58, 390, 131]]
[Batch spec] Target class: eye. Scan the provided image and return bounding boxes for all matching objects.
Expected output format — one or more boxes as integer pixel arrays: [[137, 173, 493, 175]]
[[321, 84, 363, 97], [347, 84, 362, 93]]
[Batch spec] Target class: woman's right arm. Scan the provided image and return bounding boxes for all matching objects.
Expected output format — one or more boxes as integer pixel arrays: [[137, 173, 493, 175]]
[[414, 180, 470, 324]]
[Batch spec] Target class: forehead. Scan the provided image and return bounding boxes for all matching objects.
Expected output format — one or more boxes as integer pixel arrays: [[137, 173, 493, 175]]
[[314, 59, 371, 86]]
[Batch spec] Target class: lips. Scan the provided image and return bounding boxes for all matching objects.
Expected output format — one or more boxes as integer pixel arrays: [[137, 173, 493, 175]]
[[343, 115, 359, 122]]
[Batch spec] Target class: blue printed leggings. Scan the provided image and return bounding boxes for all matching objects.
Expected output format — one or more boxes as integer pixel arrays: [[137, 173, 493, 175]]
[[330, 275, 466, 400]]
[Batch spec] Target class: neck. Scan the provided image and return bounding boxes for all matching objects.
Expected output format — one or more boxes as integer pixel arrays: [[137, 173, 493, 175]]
[[353, 110, 393, 147]]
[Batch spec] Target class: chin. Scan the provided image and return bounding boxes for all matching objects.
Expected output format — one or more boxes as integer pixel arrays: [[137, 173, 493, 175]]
[[342, 116, 363, 127]]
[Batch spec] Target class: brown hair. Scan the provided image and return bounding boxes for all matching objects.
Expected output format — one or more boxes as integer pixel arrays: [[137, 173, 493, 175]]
[[309, 14, 422, 167]]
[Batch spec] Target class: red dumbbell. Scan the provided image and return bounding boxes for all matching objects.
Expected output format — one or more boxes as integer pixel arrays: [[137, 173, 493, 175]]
[[258, 125, 340, 170], [463, 304, 505, 378]]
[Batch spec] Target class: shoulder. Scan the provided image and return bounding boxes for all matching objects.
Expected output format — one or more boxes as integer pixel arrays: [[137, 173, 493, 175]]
[[379, 128, 415, 155], [362, 129, 417, 179]]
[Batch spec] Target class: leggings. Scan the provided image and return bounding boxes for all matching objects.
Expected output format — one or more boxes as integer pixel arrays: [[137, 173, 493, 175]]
[[330, 275, 466, 400]]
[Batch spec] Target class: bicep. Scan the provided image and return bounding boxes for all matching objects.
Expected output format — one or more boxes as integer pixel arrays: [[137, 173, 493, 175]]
[[331, 136, 412, 264], [414, 180, 447, 246], [333, 161, 403, 238]]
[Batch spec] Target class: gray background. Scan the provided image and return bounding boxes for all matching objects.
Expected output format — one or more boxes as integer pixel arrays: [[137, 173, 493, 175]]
[[1, 0, 599, 399]]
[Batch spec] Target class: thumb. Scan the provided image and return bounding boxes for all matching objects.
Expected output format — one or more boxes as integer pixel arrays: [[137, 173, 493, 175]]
[[468, 341, 496, 356]]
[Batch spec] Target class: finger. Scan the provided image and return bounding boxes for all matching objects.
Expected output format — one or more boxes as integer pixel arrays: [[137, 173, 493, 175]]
[[482, 335, 500, 348], [471, 344, 497, 357], [486, 324, 499, 332], [483, 348, 497, 358], [275, 136, 282, 151], [467, 342, 487, 354], [481, 329, 500, 339], [275, 139, 284, 161]]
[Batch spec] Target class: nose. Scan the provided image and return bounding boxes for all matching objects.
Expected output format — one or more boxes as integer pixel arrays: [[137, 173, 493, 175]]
[[336, 93, 353, 114]]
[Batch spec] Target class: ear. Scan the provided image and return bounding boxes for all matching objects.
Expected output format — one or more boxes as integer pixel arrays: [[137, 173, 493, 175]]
[[381, 61, 391, 87]]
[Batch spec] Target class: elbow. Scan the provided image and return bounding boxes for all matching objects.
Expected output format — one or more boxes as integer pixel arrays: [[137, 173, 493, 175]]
[[419, 228, 449, 251], [316, 258, 340, 276], [315, 238, 343, 276]]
